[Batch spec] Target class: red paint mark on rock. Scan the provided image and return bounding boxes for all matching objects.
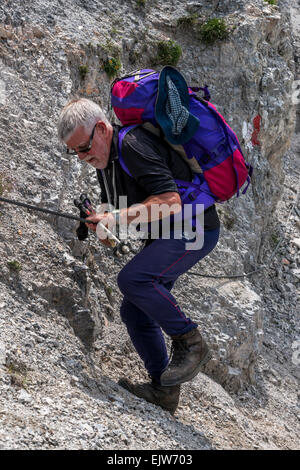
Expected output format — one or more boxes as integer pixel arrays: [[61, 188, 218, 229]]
[[251, 114, 261, 146]]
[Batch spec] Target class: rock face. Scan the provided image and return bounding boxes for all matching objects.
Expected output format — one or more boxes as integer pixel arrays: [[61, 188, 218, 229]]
[[0, 0, 299, 450], [290, 0, 300, 131]]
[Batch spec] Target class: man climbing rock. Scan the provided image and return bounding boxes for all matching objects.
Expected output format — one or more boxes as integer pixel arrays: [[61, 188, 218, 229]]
[[57, 97, 220, 415]]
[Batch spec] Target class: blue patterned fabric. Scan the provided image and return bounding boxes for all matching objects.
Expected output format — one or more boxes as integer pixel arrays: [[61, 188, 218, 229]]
[[165, 76, 189, 136], [155, 66, 199, 145]]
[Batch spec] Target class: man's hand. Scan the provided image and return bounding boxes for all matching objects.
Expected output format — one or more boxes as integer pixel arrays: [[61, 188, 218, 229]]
[[84, 192, 181, 246], [85, 212, 106, 232], [85, 212, 116, 247]]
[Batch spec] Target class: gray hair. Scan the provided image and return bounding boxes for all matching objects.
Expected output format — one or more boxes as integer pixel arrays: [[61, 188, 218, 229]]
[[57, 98, 109, 142]]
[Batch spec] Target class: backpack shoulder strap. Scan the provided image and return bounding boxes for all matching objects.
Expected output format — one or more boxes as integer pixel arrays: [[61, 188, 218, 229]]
[[117, 125, 139, 177]]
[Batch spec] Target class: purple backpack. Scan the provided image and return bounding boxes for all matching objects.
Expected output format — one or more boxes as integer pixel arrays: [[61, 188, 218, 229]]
[[111, 66, 252, 211]]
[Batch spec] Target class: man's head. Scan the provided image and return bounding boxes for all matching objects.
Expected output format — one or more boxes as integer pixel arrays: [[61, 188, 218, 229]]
[[57, 98, 113, 169]]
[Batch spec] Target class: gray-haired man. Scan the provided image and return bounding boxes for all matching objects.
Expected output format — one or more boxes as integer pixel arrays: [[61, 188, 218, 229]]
[[57, 98, 220, 414]]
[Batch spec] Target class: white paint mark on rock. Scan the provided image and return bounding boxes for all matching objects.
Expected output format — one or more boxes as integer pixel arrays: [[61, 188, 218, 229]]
[[242, 120, 254, 152]]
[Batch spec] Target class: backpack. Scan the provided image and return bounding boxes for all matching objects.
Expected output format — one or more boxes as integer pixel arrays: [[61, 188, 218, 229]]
[[111, 66, 252, 211]]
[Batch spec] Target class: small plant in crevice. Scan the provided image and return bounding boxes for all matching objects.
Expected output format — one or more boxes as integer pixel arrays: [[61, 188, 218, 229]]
[[79, 65, 88, 81], [103, 57, 122, 79], [223, 213, 236, 231], [154, 39, 182, 66], [110, 26, 123, 37], [136, 0, 146, 6], [264, 0, 277, 5], [100, 38, 122, 58], [129, 49, 140, 65], [177, 13, 198, 29], [198, 18, 229, 44], [104, 285, 115, 307], [7, 260, 22, 272], [271, 233, 280, 246], [6, 360, 29, 389]]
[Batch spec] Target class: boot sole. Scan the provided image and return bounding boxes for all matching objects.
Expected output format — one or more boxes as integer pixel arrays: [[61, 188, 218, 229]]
[[118, 379, 179, 415], [160, 350, 212, 387]]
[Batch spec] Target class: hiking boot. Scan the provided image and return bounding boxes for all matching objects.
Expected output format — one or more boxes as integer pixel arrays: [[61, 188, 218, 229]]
[[160, 328, 211, 386], [118, 377, 181, 415]]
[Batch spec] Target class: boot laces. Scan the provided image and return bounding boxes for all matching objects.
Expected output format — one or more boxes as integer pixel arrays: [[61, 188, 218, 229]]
[[169, 338, 190, 367]]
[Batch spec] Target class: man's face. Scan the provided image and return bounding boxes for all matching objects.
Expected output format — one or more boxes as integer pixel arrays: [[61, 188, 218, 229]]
[[66, 122, 111, 170]]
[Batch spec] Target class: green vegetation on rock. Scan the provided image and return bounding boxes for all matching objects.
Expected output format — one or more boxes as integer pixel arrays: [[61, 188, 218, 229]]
[[198, 18, 228, 44], [79, 65, 88, 81], [177, 14, 198, 29], [271, 233, 280, 245], [7, 260, 22, 272], [155, 39, 182, 66], [103, 57, 122, 79], [7, 360, 29, 388], [101, 39, 122, 58]]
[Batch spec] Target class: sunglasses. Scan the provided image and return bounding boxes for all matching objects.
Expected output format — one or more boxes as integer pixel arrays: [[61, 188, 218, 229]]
[[66, 123, 97, 156]]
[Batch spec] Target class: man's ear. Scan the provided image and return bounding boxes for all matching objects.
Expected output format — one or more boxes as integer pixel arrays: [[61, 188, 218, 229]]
[[96, 121, 106, 134]]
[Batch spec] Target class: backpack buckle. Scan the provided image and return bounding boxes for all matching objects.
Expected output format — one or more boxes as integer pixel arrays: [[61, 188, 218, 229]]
[[188, 191, 198, 201]]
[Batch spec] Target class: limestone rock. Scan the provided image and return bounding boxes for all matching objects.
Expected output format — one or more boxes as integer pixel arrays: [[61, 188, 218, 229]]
[[0, 0, 299, 451]]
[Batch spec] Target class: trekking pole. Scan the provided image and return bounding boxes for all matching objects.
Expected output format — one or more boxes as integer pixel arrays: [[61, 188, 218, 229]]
[[0, 196, 130, 256], [0, 196, 92, 224]]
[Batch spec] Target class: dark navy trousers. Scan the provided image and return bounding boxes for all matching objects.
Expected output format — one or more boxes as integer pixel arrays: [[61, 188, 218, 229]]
[[117, 228, 220, 381]]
